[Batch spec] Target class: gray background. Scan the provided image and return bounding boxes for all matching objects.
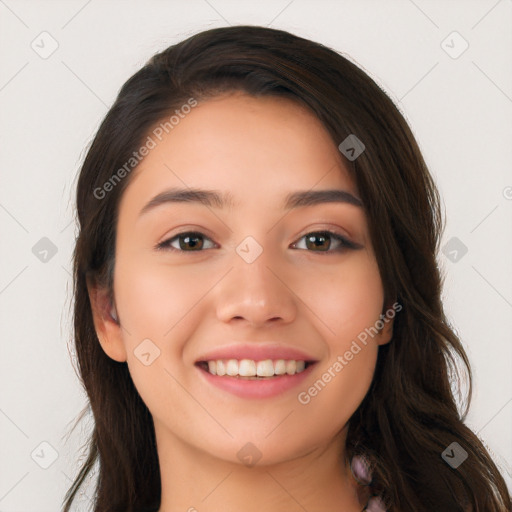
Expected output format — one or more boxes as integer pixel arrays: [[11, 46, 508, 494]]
[[0, 0, 511, 509]]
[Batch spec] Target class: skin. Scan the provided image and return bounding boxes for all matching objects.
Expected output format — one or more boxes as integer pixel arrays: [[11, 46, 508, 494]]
[[88, 92, 394, 512]]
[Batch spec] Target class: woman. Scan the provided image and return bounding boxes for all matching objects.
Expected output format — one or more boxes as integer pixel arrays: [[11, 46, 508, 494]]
[[63, 25, 511, 511]]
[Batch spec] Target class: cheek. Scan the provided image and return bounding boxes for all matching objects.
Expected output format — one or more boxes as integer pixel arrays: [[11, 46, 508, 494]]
[[289, 254, 383, 420], [114, 254, 215, 342], [113, 256, 207, 428], [294, 252, 384, 353], [113, 253, 219, 391]]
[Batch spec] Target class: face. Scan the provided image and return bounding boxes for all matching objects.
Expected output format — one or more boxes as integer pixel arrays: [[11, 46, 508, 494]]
[[89, 91, 394, 467]]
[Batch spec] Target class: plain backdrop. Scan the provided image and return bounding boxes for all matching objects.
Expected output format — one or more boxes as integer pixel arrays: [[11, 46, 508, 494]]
[[0, 0, 511, 510]]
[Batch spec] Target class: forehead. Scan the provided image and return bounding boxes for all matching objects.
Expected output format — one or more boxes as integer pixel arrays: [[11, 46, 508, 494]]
[[120, 92, 357, 216]]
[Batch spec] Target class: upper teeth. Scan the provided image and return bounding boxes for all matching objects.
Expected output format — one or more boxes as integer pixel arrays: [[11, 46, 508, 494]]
[[206, 359, 306, 377]]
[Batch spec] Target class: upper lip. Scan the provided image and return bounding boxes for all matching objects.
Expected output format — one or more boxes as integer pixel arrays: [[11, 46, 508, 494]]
[[195, 343, 319, 363]]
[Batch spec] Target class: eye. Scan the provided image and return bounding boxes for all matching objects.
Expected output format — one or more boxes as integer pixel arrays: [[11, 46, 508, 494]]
[[291, 231, 360, 253], [155, 230, 361, 253], [156, 231, 216, 252]]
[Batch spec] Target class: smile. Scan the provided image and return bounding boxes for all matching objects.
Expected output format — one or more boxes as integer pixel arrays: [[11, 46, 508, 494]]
[[198, 358, 310, 378], [195, 359, 317, 398]]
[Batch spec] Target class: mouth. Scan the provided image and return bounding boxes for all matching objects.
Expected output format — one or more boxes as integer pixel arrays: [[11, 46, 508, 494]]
[[194, 358, 317, 399], [193, 343, 319, 398], [195, 359, 316, 379]]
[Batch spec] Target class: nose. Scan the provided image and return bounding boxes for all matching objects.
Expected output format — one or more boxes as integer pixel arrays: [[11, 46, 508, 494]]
[[214, 245, 297, 328]]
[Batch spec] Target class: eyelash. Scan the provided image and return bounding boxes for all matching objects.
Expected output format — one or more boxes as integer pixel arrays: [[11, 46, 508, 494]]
[[155, 230, 360, 254]]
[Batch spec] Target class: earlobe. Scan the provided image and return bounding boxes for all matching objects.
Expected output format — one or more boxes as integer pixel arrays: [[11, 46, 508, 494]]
[[110, 304, 119, 323], [376, 316, 394, 346], [86, 279, 127, 363], [375, 299, 397, 346]]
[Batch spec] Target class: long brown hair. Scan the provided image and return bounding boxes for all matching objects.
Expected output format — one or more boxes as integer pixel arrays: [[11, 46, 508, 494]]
[[64, 25, 511, 511]]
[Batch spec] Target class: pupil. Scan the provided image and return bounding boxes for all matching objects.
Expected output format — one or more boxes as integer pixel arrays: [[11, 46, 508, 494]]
[[181, 234, 202, 250], [307, 233, 329, 251]]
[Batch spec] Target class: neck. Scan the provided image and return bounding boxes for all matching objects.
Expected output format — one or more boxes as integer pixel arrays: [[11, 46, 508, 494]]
[[155, 423, 367, 512]]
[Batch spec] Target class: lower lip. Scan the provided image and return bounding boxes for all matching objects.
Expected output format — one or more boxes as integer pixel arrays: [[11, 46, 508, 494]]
[[196, 363, 316, 399]]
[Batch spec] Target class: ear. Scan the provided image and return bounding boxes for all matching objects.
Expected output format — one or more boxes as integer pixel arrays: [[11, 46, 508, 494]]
[[375, 299, 398, 346], [86, 278, 127, 362]]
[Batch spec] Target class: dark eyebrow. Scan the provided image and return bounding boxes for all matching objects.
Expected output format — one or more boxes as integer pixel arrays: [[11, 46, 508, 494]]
[[138, 187, 363, 217], [284, 189, 363, 209], [139, 188, 236, 217]]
